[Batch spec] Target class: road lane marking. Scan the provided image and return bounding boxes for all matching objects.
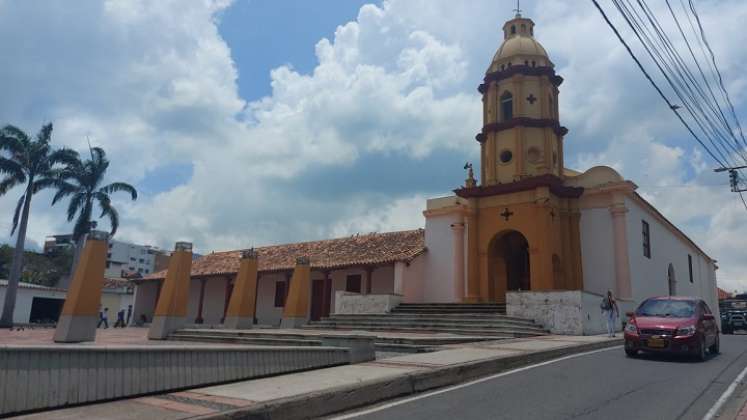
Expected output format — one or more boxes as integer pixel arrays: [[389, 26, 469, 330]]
[[329, 345, 622, 419], [702, 364, 747, 420]]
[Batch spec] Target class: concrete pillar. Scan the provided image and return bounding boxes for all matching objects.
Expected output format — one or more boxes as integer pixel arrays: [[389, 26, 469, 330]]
[[450, 222, 465, 302], [224, 250, 258, 329], [393, 262, 405, 296], [280, 257, 311, 328], [610, 205, 632, 299], [54, 231, 109, 343], [465, 208, 481, 302], [148, 242, 193, 339]]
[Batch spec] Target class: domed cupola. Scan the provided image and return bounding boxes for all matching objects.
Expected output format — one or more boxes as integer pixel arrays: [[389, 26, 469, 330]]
[[488, 15, 553, 73], [476, 13, 568, 186]]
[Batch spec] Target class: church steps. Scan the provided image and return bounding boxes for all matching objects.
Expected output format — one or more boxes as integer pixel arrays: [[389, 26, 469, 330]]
[[316, 315, 538, 328], [305, 320, 545, 333], [302, 324, 538, 337], [167, 333, 323, 346]]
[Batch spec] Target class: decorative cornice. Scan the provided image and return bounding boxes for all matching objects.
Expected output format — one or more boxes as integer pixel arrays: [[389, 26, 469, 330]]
[[454, 174, 584, 199], [476, 117, 568, 142], [478, 65, 563, 93]]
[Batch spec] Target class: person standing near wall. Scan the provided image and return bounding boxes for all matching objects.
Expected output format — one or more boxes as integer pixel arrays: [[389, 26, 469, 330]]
[[601, 291, 619, 337], [126, 305, 132, 325], [97, 307, 109, 329]]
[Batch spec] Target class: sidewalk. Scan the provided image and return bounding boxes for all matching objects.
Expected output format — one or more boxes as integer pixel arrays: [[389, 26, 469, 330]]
[[16, 334, 621, 420]]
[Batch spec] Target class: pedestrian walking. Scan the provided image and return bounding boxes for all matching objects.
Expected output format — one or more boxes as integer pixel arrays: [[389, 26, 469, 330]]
[[600, 291, 619, 337], [114, 309, 126, 328], [126, 305, 132, 325], [97, 307, 109, 329]]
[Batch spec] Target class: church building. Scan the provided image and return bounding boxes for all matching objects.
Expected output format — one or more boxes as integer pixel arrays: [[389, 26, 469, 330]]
[[133, 12, 719, 335]]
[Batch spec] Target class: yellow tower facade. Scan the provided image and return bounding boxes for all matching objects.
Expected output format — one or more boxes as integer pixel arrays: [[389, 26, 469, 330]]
[[478, 15, 566, 185], [456, 13, 583, 303]]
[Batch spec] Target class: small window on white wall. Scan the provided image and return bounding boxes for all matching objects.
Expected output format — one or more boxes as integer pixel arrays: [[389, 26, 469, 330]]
[[688, 254, 694, 283], [642, 220, 651, 259]]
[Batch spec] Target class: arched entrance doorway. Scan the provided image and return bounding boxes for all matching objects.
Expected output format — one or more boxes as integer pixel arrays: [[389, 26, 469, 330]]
[[668, 264, 676, 296], [488, 230, 530, 302]]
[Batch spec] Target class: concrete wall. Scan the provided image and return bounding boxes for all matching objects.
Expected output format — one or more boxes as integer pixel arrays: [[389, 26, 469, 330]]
[[0, 285, 67, 324], [579, 207, 617, 296], [507, 290, 636, 335], [256, 273, 286, 326], [131, 282, 158, 325], [0, 344, 350, 417], [333, 291, 402, 314], [625, 197, 719, 318], [423, 211, 461, 302]]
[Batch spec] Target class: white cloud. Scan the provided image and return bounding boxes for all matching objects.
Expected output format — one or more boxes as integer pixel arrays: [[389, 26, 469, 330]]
[[0, 0, 745, 292]]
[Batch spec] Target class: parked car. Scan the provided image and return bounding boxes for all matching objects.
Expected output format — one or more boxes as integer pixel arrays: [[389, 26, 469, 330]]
[[624, 296, 719, 361], [719, 296, 747, 334]]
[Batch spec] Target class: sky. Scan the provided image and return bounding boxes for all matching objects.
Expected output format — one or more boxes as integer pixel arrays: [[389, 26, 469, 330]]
[[0, 0, 745, 293]]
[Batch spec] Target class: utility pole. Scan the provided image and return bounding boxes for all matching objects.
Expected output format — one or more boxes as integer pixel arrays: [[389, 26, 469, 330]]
[[714, 165, 747, 192]]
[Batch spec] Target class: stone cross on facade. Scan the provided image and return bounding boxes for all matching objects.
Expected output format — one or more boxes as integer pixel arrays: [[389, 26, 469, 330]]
[[526, 94, 537, 104], [501, 208, 514, 221]]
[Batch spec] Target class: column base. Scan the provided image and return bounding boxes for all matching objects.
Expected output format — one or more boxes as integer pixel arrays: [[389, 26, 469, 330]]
[[148, 315, 186, 339], [53, 314, 97, 343], [223, 316, 254, 330], [280, 317, 307, 329]]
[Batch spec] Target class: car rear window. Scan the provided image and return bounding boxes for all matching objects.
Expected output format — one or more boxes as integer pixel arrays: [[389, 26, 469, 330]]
[[636, 299, 696, 318]]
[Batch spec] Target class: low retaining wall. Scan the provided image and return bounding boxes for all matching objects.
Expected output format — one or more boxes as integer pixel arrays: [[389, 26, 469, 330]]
[[0, 344, 349, 416], [334, 292, 402, 315], [507, 290, 636, 335]]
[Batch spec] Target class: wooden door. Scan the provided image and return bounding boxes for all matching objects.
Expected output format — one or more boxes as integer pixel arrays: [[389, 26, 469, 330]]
[[310, 279, 325, 321]]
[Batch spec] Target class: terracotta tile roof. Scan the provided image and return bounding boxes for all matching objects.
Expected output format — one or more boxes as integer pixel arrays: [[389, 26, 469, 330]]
[[141, 229, 426, 281], [103, 277, 135, 290], [718, 287, 732, 300]]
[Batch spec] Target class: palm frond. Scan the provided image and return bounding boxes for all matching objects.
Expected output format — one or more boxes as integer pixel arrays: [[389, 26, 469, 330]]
[[48, 147, 80, 167], [35, 123, 53, 144], [0, 177, 21, 195], [72, 201, 93, 242], [51, 180, 78, 205], [31, 178, 58, 194], [11, 193, 25, 235], [0, 157, 25, 182], [100, 182, 137, 200], [96, 193, 119, 237], [66, 193, 86, 222]]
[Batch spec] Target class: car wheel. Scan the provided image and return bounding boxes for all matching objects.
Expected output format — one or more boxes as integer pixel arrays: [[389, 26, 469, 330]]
[[696, 338, 707, 362], [709, 335, 720, 354], [625, 348, 638, 357]]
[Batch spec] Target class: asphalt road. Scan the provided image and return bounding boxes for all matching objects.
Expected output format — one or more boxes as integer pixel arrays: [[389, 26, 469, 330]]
[[335, 335, 747, 420]]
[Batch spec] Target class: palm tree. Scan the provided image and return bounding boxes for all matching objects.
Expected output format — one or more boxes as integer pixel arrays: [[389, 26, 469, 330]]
[[0, 123, 79, 328], [52, 146, 137, 276]]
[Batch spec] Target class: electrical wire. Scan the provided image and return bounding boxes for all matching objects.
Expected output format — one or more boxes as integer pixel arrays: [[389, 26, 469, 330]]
[[590, 0, 728, 168]]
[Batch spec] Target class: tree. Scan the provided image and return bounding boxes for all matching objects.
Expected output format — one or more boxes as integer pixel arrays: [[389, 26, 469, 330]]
[[52, 146, 137, 276], [0, 124, 78, 328]]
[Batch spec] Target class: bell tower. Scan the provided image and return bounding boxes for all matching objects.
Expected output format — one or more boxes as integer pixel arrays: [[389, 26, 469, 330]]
[[477, 13, 567, 185]]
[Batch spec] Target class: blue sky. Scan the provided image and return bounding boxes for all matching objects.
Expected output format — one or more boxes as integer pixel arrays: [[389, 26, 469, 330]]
[[0, 0, 745, 292]]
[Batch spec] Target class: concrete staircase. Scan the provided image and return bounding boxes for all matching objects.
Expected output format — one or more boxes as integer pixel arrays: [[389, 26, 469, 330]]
[[166, 329, 496, 353], [303, 303, 546, 338]]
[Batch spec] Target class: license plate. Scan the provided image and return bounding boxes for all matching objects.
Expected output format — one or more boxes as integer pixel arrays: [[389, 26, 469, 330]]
[[647, 338, 667, 348]]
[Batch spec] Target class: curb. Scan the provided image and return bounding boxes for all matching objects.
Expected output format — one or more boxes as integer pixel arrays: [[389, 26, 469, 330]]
[[196, 338, 623, 420]]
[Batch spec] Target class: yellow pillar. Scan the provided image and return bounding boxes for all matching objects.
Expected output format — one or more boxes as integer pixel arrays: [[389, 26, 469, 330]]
[[148, 242, 193, 339], [224, 249, 258, 329], [281, 256, 311, 328], [53, 231, 109, 343]]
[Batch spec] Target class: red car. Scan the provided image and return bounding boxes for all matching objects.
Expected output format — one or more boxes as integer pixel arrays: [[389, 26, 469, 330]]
[[624, 296, 719, 361]]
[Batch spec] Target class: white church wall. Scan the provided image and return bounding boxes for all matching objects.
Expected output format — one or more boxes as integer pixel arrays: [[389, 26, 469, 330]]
[[423, 211, 461, 302], [579, 207, 617, 296], [131, 282, 158, 324], [0, 284, 67, 324], [256, 273, 285, 326], [201, 277, 227, 325], [624, 197, 719, 316], [401, 255, 425, 302]]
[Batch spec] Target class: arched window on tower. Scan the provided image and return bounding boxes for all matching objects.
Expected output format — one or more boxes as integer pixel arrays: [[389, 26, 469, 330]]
[[501, 91, 513, 121], [511, 25, 516, 35]]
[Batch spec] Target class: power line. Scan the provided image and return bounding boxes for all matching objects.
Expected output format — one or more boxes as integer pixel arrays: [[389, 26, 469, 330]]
[[590, 0, 728, 168]]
